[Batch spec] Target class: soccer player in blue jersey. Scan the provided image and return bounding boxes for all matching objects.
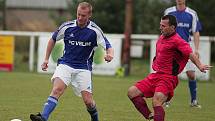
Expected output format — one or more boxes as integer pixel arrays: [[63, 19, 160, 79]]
[[164, 0, 202, 108], [30, 2, 114, 121]]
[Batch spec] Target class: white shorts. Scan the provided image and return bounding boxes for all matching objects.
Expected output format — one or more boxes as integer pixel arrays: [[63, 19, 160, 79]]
[[51, 64, 92, 97], [184, 42, 197, 72], [184, 60, 196, 72]]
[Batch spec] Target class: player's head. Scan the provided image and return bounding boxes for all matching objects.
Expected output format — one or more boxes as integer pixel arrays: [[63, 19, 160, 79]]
[[160, 15, 177, 36], [176, 0, 186, 5], [76, 2, 92, 27]]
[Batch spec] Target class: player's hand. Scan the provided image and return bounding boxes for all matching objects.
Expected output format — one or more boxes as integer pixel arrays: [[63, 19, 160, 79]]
[[104, 48, 114, 63], [104, 54, 113, 63], [41, 60, 49, 71], [199, 64, 213, 73]]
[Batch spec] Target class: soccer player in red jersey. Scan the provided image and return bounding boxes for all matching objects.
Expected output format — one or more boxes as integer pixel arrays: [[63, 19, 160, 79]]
[[127, 15, 211, 121], [164, 0, 202, 108]]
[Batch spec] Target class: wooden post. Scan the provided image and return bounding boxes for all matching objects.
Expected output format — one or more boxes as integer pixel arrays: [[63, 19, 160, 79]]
[[122, 0, 133, 76]]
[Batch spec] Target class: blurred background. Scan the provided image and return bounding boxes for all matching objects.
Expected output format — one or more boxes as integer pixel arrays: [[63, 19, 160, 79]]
[[1, 1, 215, 121], [1, 0, 215, 34], [0, 0, 215, 78]]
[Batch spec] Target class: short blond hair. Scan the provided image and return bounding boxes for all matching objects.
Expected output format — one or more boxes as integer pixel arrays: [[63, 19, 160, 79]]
[[78, 2, 93, 14]]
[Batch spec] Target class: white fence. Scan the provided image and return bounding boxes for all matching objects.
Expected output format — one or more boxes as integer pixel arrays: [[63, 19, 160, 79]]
[[0, 30, 214, 80], [0, 31, 51, 72]]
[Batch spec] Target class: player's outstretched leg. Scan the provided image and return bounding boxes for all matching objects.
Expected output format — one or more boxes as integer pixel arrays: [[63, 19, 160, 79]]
[[82, 91, 99, 121], [130, 96, 152, 119], [30, 96, 58, 121], [128, 86, 152, 120]]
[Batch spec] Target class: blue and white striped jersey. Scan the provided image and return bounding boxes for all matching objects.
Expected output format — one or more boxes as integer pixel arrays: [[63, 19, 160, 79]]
[[52, 20, 112, 71], [164, 6, 202, 42]]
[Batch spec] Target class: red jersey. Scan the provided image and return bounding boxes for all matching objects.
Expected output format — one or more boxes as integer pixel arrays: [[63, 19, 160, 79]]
[[152, 33, 192, 75]]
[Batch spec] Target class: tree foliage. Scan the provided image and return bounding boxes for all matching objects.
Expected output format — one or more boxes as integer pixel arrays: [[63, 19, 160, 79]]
[[187, 0, 215, 36], [66, 0, 214, 35], [68, 0, 125, 33], [133, 0, 172, 34], [0, 0, 6, 29]]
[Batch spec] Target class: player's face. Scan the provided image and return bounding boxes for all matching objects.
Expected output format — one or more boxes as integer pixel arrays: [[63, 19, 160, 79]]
[[160, 19, 174, 36], [77, 6, 91, 27]]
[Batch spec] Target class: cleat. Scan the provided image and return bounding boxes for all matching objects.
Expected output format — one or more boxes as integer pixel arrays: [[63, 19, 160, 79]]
[[30, 113, 46, 121], [163, 101, 171, 108], [148, 113, 153, 120], [190, 100, 201, 108]]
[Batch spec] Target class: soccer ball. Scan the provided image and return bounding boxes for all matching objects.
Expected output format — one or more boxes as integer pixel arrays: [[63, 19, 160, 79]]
[[11, 119, 22, 121]]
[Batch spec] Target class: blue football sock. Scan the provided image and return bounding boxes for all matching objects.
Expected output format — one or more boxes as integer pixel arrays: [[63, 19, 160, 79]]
[[41, 96, 58, 121], [87, 106, 99, 121], [189, 80, 197, 102]]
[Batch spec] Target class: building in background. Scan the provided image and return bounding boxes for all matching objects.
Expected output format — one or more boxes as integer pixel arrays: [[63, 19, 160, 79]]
[[5, 0, 71, 31]]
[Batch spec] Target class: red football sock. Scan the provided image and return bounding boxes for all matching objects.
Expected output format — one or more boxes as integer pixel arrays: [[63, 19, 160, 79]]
[[153, 106, 165, 121], [131, 96, 151, 119]]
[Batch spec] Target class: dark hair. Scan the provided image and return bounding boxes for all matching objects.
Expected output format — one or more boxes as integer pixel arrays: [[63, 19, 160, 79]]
[[162, 15, 177, 28]]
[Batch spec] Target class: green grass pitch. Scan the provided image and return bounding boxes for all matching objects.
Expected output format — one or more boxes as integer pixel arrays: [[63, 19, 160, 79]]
[[0, 72, 215, 121]]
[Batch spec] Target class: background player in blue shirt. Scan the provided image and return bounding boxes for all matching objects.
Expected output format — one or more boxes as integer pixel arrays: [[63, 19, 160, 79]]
[[30, 2, 114, 121], [164, 0, 202, 108]]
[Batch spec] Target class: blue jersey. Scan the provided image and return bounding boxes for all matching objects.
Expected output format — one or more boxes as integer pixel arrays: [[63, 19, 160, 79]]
[[52, 20, 112, 71], [164, 6, 202, 42]]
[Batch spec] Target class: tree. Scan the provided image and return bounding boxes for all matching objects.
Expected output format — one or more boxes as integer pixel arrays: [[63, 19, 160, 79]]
[[64, 0, 215, 36], [0, 0, 6, 30], [133, 0, 173, 34], [187, 0, 215, 36], [68, 0, 125, 33]]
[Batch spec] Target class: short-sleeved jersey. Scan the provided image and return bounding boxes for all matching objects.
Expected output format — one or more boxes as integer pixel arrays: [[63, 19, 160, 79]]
[[152, 33, 192, 75], [52, 20, 112, 71], [164, 6, 202, 42]]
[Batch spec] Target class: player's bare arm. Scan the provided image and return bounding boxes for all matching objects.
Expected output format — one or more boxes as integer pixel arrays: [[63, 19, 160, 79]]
[[193, 32, 200, 58], [104, 48, 114, 62], [41, 38, 56, 71], [189, 53, 212, 73]]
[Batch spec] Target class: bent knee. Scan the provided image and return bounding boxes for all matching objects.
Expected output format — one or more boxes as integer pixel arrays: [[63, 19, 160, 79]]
[[82, 92, 95, 108], [51, 87, 65, 97], [152, 92, 167, 107], [186, 71, 195, 80], [152, 98, 163, 107], [127, 86, 142, 99], [83, 99, 95, 108]]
